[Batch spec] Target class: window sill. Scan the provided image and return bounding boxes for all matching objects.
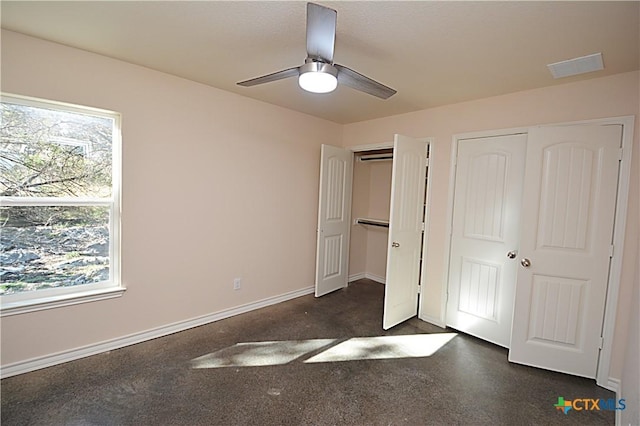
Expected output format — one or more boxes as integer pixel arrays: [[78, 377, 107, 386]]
[[1, 286, 126, 317]]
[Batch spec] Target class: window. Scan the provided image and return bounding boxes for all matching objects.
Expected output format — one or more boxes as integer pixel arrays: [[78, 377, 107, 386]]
[[1, 94, 123, 315]]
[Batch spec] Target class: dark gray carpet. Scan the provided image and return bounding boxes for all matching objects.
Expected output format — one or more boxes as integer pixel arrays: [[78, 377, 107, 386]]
[[1, 280, 615, 425]]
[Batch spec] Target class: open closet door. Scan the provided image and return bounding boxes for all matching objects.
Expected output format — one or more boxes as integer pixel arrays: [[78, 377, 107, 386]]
[[383, 135, 429, 329], [315, 144, 354, 297]]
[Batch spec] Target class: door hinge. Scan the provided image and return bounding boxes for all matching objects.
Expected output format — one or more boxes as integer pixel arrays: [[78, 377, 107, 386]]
[[417, 285, 421, 294], [421, 222, 426, 232], [425, 158, 430, 167], [619, 148, 624, 161], [598, 336, 604, 349], [609, 244, 614, 258]]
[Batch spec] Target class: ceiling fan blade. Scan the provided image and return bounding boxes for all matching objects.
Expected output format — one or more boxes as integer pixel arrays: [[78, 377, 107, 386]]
[[306, 3, 336, 63], [237, 67, 300, 87], [334, 64, 397, 99]]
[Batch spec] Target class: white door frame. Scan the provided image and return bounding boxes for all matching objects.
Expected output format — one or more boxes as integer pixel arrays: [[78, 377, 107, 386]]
[[442, 116, 634, 391], [418, 142, 434, 325], [349, 142, 394, 152]]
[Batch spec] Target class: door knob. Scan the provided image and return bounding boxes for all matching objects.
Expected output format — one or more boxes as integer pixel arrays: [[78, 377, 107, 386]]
[[391, 242, 400, 248], [520, 258, 531, 268], [507, 250, 517, 259]]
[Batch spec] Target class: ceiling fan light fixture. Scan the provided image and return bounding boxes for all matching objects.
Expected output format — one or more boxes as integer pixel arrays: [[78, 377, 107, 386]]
[[298, 61, 338, 94], [237, 3, 395, 99]]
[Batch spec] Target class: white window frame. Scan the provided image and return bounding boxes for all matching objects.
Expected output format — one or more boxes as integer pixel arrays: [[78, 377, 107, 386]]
[[0, 93, 124, 316]]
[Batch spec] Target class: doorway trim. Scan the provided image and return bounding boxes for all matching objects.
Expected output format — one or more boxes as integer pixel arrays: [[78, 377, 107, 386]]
[[349, 142, 394, 152], [442, 116, 635, 391]]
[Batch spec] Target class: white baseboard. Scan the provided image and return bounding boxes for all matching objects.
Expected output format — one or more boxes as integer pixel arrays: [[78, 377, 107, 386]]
[[349, 272, 385, 284], [607, 377, 620, 393], [365, 273, 385, 284], [0, 286, 314, 379], [419, 313, 447, 329], [348, 272, 366, 282]]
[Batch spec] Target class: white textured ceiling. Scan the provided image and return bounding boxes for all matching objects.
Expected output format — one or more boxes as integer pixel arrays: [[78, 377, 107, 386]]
[[2, 1, 639, 124]]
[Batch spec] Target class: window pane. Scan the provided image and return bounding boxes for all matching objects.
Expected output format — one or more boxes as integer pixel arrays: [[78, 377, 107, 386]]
[[1, 102, 113, 198], [0, 206, 110, 295]]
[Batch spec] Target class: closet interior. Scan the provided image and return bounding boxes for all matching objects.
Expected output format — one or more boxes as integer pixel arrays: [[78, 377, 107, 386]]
[[348, 149, 393, 284], [348, 147, 429, 285]]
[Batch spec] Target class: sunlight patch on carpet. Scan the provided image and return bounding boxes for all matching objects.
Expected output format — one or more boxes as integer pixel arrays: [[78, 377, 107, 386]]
[[304, 333, 458, 363], [191, 333, 457, 369], [190, 339, 335, 368]]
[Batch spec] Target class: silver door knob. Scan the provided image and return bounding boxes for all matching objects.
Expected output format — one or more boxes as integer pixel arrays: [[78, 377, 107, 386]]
[[507, 250, 517, 259], [520, 258, 531, 268], [391, 242, 400, 248]]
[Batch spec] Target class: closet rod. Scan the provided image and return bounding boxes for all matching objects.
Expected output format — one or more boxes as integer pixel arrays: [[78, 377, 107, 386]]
[[355, 218, 390, 228], [358, 154, 393, 162]]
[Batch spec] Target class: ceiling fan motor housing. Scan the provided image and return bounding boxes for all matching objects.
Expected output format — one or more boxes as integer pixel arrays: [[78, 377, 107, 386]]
[[300, 59, 338, 76]]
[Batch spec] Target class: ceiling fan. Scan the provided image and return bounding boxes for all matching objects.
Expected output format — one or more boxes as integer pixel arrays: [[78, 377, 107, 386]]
[[237, 2, 397, 99]]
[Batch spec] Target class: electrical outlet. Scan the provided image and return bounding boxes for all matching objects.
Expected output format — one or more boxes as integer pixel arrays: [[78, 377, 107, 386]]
[[233, 278, 242, 290]]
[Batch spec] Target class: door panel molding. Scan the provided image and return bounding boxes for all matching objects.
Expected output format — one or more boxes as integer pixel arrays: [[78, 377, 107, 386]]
[[439, 128, 528, 329], [510, 124, 621, 378], [540, 117, 634, 388], [446, 133, 527, 348]]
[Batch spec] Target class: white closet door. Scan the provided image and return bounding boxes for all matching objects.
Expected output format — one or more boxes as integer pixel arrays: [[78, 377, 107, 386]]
[[383, 135, 428, 329], [509, 125, 622, 378], [315, 144, 354, 297], [446, 134, 527, 347]]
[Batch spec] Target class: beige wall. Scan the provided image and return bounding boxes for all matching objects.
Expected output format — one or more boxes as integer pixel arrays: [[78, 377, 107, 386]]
[[0, 30, 342, 366], [342, 70, 640, 381]]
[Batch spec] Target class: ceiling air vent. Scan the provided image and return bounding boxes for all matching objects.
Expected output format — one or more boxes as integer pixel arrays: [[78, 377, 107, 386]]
[[547, 53, 604, 79]]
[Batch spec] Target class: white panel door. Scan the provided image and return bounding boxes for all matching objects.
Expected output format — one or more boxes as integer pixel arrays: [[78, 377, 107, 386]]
[[383, 135, 428, 329], [315, 144, 353, 297], [509, 125, 622, 378], [446, 134, 527, 347]]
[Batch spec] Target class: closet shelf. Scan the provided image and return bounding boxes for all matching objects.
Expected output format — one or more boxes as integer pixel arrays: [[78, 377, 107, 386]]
[[355, 218, 389, 228]]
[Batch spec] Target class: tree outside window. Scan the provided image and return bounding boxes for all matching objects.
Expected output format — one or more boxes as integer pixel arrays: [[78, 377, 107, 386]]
[[1, 94, 121, 305]]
